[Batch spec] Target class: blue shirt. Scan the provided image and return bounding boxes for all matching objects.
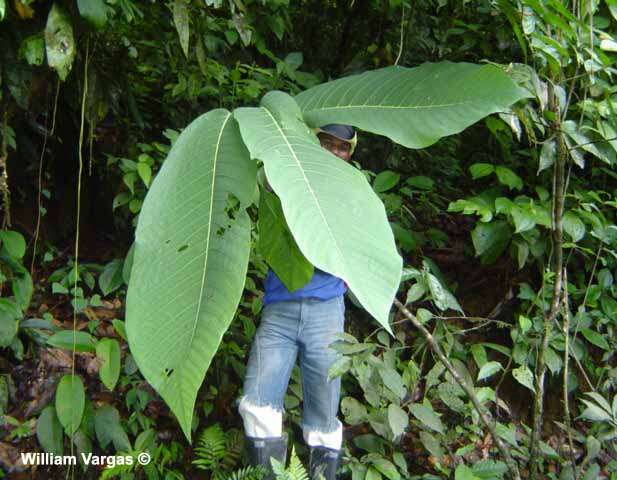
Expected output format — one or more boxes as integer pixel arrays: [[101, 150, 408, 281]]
[[263, 268, 347, 305]]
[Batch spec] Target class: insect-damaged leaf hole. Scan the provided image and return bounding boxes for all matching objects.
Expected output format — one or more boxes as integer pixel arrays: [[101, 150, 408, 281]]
[[216, 193, 241, 237]]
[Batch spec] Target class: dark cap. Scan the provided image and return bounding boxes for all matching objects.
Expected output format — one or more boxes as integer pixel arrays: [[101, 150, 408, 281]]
[[318, 124, 356, 141]]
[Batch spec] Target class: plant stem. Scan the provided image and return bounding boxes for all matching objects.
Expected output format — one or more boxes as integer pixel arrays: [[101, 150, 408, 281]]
[[529, 84, 566, 479], [561, 268, 577, 478], [393, 298, 521, 480], [1, 108, 11, 228]]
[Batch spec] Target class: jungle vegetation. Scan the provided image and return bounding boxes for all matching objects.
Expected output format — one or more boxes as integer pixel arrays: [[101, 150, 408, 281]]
[[0, 0, 616, 479]]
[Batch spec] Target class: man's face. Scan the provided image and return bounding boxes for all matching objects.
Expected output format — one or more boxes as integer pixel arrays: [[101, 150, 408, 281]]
[[318, 132, 352, 162]]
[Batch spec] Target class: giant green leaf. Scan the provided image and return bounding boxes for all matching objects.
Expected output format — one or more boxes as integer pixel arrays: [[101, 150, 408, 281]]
[[235, 92, 402, 332], [258, 189, 314, 291], [126, 109, 255, 442], [295, 62, 529, 149], [45, 4, 76, 81]]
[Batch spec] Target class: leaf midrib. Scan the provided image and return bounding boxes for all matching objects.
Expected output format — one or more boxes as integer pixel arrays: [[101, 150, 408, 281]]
[[262, 107, 348, 283], [304, 100, 479, 112], [166, 111, 231, 389]]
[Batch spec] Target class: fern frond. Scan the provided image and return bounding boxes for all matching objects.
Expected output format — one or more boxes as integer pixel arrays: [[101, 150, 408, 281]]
[[273, 446, 308, 480], [192, 423, 227, 471], [286, 446, 309, 480], [222, 465, 267, 480], [221, 427, 244, 471]]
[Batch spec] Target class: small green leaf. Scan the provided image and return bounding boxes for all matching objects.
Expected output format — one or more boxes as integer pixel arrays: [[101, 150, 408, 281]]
[[36, 406, 64, 455], [373, 171, 400, 193], [471, 221, 512, 264], [511, 206, 536, 233], [379, 367, 405, 399], [426, 273, 449, 311], [438, 382, 466, 413], [538, 140, 555, 173], [0, 0, 5, 21], [45, 3, 76, 81], [52, 282, 68, 295], [495, 422, 518, 446], [387, 404, 408, 437], [13, 272, 33, 312], [330, 342, 374, 355], [416, 308, 432, 324], [495, 166, 523, 190], [137, 162, 152, 187], [469, 163, 494, 179], [96, 338, 121, 391], [512, 365, 534, 392], [99, 259, 124, 296], [515, 240, 529, 269], [448, 197, 494, 222], [94, 405, 131, 451], [341, 397, 368, 425], [582, 464, 601, 480], [455, 464, 482, 480], [405, 282, 426, 304], [406, 176, 434, 190], [327, 356, 351, 380], [419, 431, 444, 458], [0, 231, 26, 259], [518, 315, 532, 334], [409, 403, 444, 434], [371, 457, 401, 480], [477, 361, 502, 381], [470, 344, 487, 368], [112, 319, 127, 341], [112, 192, 131, 210], [173, 0, 190, 58], [77, 0, 108, 29], [471, 459, 508, 478], [55, 375, 85, 435], [494, 197, 514, 215], [122, 244, 135, 285], [47, 331, 97, 352], [353, 433, 385, 454], [563, 212, 585, 242], [598, 269, 613, 289], [73, 430, 93, 471], [0, 306, 19, 348], [19, 34, 45, 66], [584, 436, 601, 462], [579, 400, 612, 422], [581, 328, 609, 350], [366, 467, 383, 480]]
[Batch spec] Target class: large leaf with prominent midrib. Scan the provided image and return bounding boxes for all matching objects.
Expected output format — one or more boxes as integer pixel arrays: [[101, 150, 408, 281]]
[[126, 109, 255, 442], [235, 92, 403, 332], [295, 62, 530, 148]]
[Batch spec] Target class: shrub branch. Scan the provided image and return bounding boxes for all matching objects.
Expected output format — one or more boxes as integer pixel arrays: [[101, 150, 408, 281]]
[[393, 298, 521, 480]]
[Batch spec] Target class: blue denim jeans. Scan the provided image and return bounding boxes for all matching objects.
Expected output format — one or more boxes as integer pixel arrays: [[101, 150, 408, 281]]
[[240, 296, 345, 434]]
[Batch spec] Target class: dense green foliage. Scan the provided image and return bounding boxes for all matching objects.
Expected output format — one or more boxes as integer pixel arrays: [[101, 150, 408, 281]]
[[0, 0, 616, 479]]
